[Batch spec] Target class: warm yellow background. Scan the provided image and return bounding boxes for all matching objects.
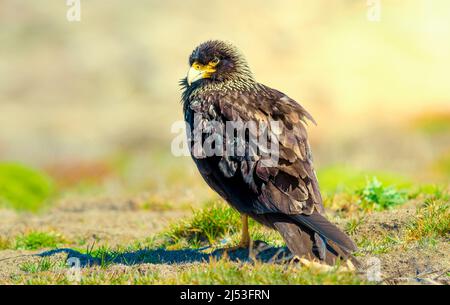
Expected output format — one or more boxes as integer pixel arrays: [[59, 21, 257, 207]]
[[1, 0, 449, 179]]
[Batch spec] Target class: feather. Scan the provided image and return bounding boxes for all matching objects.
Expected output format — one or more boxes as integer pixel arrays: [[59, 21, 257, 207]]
[[290, 212, 358, 252]]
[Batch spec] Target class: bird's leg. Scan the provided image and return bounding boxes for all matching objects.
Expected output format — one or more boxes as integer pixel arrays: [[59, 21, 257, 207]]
[[223, 214, 251, 252], [238, 214, 250, 248]]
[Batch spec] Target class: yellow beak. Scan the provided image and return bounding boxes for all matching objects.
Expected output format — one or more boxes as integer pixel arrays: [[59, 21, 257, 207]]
[[186, 61, 217, 85], [187, 66, 204, 86]]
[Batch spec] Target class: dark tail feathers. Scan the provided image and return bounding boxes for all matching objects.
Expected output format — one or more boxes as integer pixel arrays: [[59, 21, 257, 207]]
[[270, 212, 359, 266]]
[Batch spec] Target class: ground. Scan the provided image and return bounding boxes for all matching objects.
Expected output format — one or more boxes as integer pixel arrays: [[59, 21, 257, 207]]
[[0, 177, 448, 284]]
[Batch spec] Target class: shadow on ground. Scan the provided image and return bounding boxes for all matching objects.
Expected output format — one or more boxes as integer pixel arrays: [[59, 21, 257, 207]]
[[38, 241, 292, 267]]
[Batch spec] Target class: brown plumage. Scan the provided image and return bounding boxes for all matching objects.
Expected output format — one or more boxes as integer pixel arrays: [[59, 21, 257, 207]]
[[180, 40, 358, 265]]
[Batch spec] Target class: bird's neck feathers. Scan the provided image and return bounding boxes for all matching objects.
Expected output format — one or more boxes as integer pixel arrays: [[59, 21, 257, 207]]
[[181, 68, 258, 100]]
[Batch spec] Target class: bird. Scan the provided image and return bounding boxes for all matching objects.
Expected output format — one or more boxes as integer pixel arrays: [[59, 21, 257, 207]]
[[180, 40, 358, 266]]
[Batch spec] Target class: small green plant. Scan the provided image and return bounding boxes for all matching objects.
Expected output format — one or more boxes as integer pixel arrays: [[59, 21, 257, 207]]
[[356, 177, 407, 211], [0, 163, 54, 212], [15, 231, 67, 250]]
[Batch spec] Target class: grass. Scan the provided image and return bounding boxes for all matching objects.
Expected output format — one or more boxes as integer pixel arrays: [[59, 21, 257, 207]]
[[355, 195, 449, 255], [0, 163, 55, 212], [15, 231, 68, 250], [10, 257, 366, 285], [0, 237, 12, 250], [324, 175, 412, 214], [169, 259, 365, 285], [163, 201, 242, 246], [358, 234, 402, 255], [137, 195, 174, 211], [159, 201, 284, 249], [317, 166, 411, 195], [19, 258, 58, 273], [345, 217, 365, 235], [405, 199, 449, 243]]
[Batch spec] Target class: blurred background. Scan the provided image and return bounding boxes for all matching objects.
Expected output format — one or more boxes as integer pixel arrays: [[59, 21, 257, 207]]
[[0, 0, 449, 212]]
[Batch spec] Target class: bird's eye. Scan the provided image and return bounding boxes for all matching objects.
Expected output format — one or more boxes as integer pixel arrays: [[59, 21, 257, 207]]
[[210, 57, 220, 66]]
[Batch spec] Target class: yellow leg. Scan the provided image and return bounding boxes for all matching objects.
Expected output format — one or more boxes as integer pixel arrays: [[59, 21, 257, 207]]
[[223, 214, 251, 251], [238, 214, 250, 248]]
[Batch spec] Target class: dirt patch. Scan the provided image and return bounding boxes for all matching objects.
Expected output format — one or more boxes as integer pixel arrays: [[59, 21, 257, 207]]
[[351, 206, 449, 284], [0, 196, 188, 248]]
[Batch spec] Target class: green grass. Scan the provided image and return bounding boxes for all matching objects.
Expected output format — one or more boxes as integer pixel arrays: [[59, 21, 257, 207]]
[[345, 217, 365, 235], [15, 231, 68, 250], [169, 259, 365, 285], [357, 234, 402, 255], [159, 201, 284, 249], [19, 258, 58, 273], [317, 165, 411, 195], [163, 201, 242, 246], [0, 163, 55, 212], [9, 257, 365, 285], [356, 177, 407, 211], [409, 184, 450, 201], [405, 199, 449, 243]]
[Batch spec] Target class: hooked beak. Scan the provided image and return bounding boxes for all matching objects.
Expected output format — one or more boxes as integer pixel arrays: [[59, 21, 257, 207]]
[[187, 66, 204, 86], [186, 61, 216, 86]]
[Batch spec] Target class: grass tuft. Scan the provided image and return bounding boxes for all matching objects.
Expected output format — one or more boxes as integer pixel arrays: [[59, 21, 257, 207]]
[[0, 237, 12, 250], [163, 202, 241, 245], [405, 199, 449, 243], [19, 258, 56, 273], [15, 231, 68, 250]]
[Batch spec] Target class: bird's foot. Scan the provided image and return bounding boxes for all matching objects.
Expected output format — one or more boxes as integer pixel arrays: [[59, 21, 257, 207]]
[[222, 239, 251, 253]]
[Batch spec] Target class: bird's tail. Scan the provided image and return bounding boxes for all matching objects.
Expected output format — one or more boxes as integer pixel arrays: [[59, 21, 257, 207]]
[[269, 212, 360, 267]]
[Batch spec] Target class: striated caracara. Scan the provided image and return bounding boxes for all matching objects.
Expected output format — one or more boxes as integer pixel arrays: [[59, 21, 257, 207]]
[[180, 40, 358, 266]]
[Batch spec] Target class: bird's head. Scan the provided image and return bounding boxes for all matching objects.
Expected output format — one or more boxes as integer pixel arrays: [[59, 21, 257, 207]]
[[185, 40, 254, 86]]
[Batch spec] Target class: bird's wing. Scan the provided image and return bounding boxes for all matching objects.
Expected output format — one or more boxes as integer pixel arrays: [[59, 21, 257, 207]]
[[211, 85, 324, 216]]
